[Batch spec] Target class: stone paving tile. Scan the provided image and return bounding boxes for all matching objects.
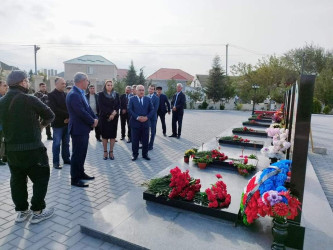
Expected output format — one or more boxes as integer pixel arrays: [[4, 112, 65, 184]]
[[0, 110, 331, 249]]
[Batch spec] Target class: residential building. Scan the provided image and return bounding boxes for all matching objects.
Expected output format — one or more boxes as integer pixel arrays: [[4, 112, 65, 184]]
[[64, 55, 117, 92], [146, 68, 194, 93], [116, 69, 128, 81], [191, 74, 209, 89], [0, 61, 19, 80]]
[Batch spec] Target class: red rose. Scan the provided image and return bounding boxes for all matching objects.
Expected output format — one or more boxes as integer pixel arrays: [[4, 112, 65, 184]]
[[216, 174, 222, 179]]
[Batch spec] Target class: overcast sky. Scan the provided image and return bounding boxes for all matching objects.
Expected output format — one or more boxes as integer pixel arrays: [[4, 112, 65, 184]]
[[0, 0, 332, 77]]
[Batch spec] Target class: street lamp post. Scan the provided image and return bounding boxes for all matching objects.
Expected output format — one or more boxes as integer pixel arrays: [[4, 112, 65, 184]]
[[34, 45, 40, 75], [252, 84, 260, 115]]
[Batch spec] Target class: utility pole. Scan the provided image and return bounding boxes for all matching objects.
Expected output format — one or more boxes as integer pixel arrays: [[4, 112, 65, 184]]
[[34, 45, 40, 75], [226, 44, 229, 77]]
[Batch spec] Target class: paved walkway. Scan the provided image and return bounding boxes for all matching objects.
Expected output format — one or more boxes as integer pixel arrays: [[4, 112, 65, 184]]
[[0, 110, 331, 249], [307, 114, 333, 209], [0, 110, 249, 249]]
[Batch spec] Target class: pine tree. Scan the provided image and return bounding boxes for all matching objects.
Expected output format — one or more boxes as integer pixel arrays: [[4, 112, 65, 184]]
[[205, 56, 225, 103], [137, 68, 146, 86], [125, 61, 138, 86]]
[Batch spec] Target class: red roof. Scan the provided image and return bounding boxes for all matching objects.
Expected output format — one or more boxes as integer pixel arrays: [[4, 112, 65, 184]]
[[171, 74, 187, 80], [147, 68, 194, 81], [117, 69, 128, 80]]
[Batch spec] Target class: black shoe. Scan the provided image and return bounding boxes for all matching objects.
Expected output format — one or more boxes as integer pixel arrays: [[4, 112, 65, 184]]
[[63, 160, 71, 165], [169, 134, 177, 137], [177, 135, 181, 139], [71, 180, 89, 188], [127, 139, 132, 143], [163, 133, 166, 137], [132, 156, 138, 161], [109, 151, 114, 160], [142, 155, 151, 161], [81, 174, 95, 180], [96, 138, 102, 142], [2, 156, 7, 162], [139, 146, 142, 149], [103, 151, 108, 160], [47, 137, 53, 140], [53, 164, 62, 169], [120, 137, 125, 140], [0, 160, 6, 166], [148, 147, 153, 151]]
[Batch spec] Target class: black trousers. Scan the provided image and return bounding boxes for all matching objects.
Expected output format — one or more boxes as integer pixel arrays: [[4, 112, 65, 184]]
[[120, 113, 131, 139], [70, 134, 89, 182], [45, 125, 52, 138], [172, 111, 184, 136], [157, 112, 167, 134], [131, 126, 149, 157], [7, 147, 50, 211]]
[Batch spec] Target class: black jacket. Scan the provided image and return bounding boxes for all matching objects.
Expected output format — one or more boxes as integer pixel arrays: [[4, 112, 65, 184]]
[[171, 91, 186, 113], [120, 93, 130, 112], [48, 89, 69, 128], [158, 93, 171, 114], [0, 86, 54, 151]]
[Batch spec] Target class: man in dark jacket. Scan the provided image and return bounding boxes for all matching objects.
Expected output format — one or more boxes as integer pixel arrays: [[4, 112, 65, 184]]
[[34, 82, 53, 140], [169, 83, 186, 139], [85, 84, 101, 141], [66, 72, 98, 188], [156, 86, 170, 136], [119, 86, 131, 141], [0, 80, 8, 165], [0, 70, 55, 224], [48, 77, 70, 169]]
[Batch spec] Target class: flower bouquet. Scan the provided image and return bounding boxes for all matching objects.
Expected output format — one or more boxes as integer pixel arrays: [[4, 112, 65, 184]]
[[144, 167, 231, 211], [184, 148, 198, 163], [261, 128, 291, 160], [229, 156, 257, 176], [192, 149, 229, 168], [239, 160, 301, 225], [199, 174, 231, 208], [220, 135, 250, 143]]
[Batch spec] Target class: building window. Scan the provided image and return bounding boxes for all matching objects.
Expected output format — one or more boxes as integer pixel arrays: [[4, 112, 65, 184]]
[[87, 66, 94, 75]]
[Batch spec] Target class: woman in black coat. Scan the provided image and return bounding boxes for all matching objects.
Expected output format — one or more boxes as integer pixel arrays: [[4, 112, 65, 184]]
[[98, 80, 120, 160]]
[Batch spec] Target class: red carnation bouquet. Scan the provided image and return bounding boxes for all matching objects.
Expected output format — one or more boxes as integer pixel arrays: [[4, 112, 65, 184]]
[[169, 167, 201, 201], [203, 174, 231, 208]]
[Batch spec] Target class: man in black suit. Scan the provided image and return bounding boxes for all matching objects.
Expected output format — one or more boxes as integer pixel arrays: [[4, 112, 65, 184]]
[[66, 72, 98, 188], [156, 86, 170, 136], [119, 86, 131, 141], [128, 85, 154, 161], [169, 83, 186, 139], [85, 84, 101, 142]]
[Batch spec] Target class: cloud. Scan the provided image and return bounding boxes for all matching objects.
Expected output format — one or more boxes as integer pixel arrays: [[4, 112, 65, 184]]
[[86, 34, 113, 43], [69, 20, 95, 28]]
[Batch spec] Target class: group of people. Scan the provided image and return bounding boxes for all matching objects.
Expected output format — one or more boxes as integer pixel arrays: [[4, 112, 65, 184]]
[[0, 70, 186, 224]]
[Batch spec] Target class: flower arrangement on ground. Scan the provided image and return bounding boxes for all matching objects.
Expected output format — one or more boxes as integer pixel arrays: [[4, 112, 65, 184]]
[[200, 174, 231, 208], [239, 160, 301, 225], [220, 135, 250, 143], [261, 128, 291, 159], [233, 127, 255, 132], [192, 148, 228, 165], [145, 167, 231, 209], [229, 155, 256, 176], [272, 104, 284, 123], [184, 148, 198, 157]]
